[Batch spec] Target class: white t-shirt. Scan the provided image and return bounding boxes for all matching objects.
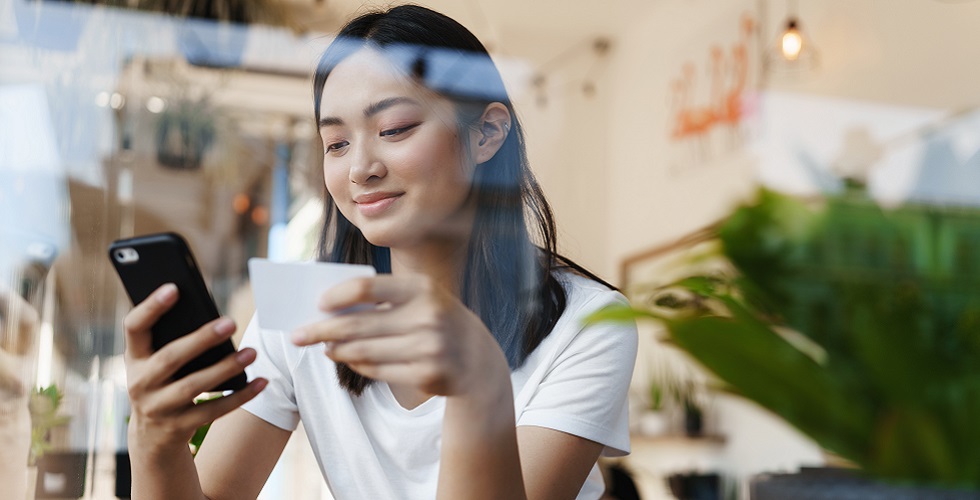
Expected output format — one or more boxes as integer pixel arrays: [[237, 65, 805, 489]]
[[240, 271, 638, 499]]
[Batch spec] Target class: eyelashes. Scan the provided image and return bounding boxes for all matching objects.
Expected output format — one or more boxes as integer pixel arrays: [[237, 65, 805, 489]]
[[379, 122, 421, 137], [324, 123, 421, 155]]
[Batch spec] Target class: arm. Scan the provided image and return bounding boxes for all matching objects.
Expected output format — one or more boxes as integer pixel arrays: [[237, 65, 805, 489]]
[[438, 376, 605, 500], [195, 409, 291, 499]]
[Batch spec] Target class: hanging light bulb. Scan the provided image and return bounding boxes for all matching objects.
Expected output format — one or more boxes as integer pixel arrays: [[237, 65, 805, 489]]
[[780, 19, 803, 61], [765, 1, 818, 78]]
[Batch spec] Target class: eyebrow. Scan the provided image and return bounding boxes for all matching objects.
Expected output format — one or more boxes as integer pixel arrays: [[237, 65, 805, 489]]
[[318, 96, 421, 129]]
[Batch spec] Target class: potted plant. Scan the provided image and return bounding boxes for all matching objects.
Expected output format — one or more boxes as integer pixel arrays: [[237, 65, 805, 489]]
[[636, 377, 670, 436], [592, 186, 980, 496], [675, 380, 705, 438], [28, 385, 71, 499]]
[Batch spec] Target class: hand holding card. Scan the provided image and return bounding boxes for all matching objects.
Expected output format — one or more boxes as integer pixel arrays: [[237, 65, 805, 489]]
[[247, 259, 377, 332]]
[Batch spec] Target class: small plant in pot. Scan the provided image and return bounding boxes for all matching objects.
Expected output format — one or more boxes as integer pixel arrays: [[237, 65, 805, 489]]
[[637, 378, 670, 436], [29, 385, 70, 467], [677, 382, 705, 438], [592, 186, 980, 497]]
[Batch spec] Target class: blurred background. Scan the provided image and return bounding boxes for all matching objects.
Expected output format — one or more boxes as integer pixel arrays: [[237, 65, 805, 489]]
[[3, 0, 980, 498]]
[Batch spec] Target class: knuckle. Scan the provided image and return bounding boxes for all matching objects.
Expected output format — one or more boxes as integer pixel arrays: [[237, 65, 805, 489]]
[[419, 308, 443, 330], [153, 349, 182, 375], [338, 316, 364, 339], [174, 377, 201, 401], [127, 378, 147, 400], [141, 402, 166, 421], [419, 364, 443, 387], [343, 342, 366, 362], [424, 336, 447, 359], [354, 278, 374, 301], [122, 314, 141, 334]]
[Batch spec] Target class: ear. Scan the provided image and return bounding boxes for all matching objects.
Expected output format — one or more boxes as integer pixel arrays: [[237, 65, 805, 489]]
[[469, 103, 512, 164]]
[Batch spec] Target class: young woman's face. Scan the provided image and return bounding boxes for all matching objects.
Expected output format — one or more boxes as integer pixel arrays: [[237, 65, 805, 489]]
[[318, 49, 476, 249]]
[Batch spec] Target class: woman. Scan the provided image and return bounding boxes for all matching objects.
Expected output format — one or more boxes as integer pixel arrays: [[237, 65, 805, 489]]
[[123, 5, 637, 499]]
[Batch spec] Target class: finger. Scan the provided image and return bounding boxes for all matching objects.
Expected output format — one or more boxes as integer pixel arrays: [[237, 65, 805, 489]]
[[182, 378, 268, 426], [292, 306, 405, 345], [327, 333, 437, 365], [318, 275, 420, 312], [346, 361, 439, 389], [154, 348, 256, 406], [146, 317, 237, 384], [123, 284, 179, 359]]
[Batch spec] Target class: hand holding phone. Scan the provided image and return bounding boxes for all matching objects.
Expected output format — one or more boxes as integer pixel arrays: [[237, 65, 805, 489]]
[[109, 233, 246, 392]]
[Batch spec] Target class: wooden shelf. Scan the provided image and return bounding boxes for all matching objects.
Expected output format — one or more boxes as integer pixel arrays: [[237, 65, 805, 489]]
[[630, 433, 727, 447]]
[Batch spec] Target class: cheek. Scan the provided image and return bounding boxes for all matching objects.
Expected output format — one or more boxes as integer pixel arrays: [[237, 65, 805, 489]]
[[322, 161, 350, 198], [384, 130, 466, 180]]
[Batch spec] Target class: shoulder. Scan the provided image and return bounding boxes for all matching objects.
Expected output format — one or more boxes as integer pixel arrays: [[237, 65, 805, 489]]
[[537, 269, 637, 356], [554, 269, 630, 318]]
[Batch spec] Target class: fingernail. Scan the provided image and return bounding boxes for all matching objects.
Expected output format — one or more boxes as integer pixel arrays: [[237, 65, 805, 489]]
[[253, 378, 268, 392], [214, 318, 235, 336], [323, 341, 334, 355], [156, 284, 178, 305], [236, 349, 255, 364], [291, 329, 307, 345]]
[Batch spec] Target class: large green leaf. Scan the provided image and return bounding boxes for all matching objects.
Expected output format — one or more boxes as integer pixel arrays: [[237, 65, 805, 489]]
[[664, 314, 873, 462]]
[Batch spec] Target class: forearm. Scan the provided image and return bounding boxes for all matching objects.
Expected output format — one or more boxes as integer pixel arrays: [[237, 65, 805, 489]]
[[437, 369, 527, 500], [129, 423, 209, 500]]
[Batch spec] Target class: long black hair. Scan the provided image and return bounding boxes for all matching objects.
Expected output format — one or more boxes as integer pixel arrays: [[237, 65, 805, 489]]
[[313, 5, 612, 395]]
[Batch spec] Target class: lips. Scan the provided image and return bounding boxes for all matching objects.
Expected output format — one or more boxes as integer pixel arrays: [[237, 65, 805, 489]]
[[354, 192, 403, 216], [354, 192, 403, 204]]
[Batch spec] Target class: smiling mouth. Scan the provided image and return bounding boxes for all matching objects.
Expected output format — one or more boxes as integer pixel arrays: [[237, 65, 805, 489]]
[[355, 193, 403, 216]]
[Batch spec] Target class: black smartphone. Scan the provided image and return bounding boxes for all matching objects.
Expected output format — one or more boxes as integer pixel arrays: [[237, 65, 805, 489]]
[[108, 232, 247, 392]]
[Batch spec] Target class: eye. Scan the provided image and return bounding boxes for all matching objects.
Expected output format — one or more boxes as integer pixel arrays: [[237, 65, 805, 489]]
[[379, 123, 420, 138], [324, 140, 349, 154]]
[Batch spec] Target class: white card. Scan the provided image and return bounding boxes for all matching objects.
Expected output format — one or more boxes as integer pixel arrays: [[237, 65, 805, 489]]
[[247, 258, 377, 332]]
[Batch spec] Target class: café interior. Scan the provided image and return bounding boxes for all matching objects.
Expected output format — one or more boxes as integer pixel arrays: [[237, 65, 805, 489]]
[[3, 0, 980, 498]]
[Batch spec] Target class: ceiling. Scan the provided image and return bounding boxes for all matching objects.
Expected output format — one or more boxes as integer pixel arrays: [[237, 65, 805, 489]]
[[284, 0, 652, 66]]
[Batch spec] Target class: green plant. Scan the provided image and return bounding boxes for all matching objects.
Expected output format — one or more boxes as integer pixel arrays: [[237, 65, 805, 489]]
[[592, 187, 980, 490], [649, 381, 665, 411], [189, 393, 224, 456], [28, 385, 70, 465]]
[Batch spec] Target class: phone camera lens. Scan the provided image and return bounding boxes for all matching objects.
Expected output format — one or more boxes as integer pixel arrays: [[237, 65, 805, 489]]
[[115, 248, 139, 264]]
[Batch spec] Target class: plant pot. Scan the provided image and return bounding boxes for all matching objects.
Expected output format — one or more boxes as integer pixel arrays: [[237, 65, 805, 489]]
[[683, 404, 703, 437], [750, 467, 980, 500], [667, 472, 720, 500]]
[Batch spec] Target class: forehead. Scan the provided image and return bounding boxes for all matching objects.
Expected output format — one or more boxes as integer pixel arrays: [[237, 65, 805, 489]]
[[318, 48, 423, 117]]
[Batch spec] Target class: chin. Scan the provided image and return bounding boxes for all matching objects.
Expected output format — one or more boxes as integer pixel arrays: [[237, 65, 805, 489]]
[[356, 225, 406, 249]]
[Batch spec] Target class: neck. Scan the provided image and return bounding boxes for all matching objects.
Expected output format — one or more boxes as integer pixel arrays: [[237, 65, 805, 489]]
[[390, 236, 470, 297]]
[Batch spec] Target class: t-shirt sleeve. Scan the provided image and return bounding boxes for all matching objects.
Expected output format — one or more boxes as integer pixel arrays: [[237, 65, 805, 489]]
[[516, 289, 638, 457], [238, 313, 301, 431]]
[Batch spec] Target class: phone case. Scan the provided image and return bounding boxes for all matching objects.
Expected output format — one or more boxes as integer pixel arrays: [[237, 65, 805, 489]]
[[109, 232, 247, 392]]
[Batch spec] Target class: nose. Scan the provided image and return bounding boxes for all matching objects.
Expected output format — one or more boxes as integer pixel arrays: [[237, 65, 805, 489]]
[[348, 140, 386, 184]]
